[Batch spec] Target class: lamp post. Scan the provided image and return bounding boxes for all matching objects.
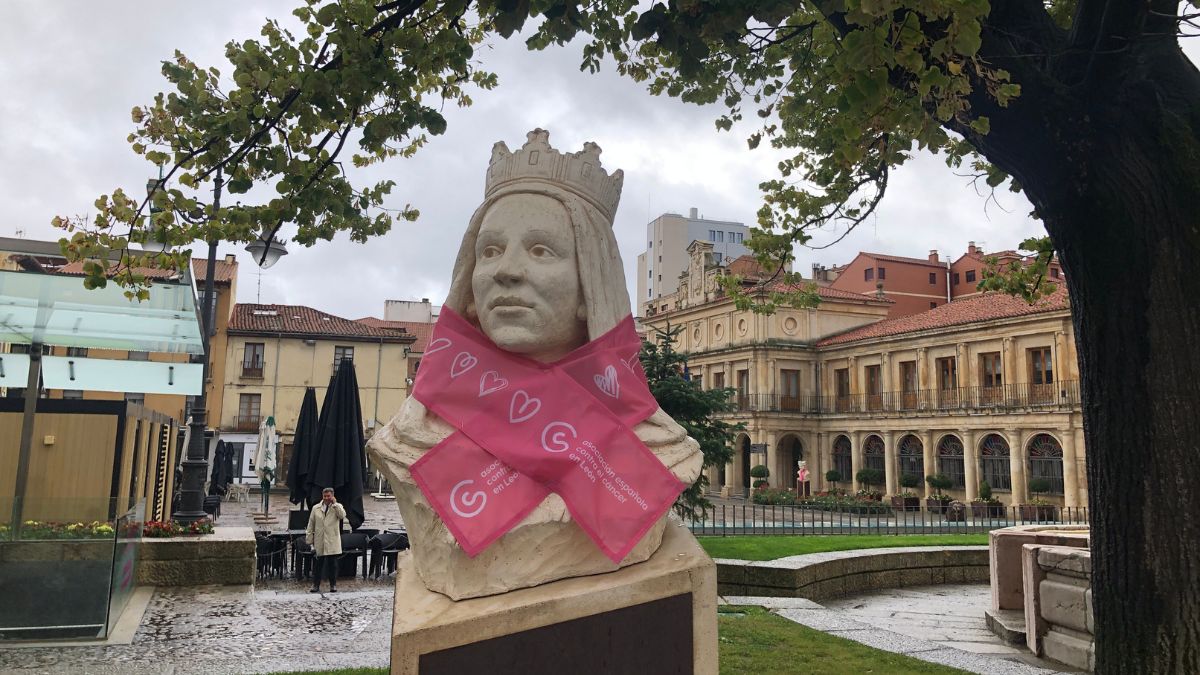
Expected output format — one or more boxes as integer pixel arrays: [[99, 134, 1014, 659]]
[[173, 170, 224, 524]]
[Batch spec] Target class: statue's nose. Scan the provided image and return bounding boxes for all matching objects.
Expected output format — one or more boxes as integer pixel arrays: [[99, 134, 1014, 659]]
[[492, 251, 525, 284]]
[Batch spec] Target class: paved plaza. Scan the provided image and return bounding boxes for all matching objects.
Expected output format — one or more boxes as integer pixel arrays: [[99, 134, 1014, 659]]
[[0, 497, 1076, 674]]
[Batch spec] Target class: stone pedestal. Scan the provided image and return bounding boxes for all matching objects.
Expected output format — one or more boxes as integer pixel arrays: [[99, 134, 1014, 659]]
[[389, 522, 717, 675]]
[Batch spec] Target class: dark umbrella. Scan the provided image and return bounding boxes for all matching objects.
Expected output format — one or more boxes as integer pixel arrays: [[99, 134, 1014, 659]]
[[287, 388, 320, 507], [308, 359, 367, 530], [208, 440, 229, 496]]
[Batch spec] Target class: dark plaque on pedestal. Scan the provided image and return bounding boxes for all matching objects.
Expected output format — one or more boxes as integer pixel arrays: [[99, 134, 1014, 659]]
[[420, 593, 693, 675]]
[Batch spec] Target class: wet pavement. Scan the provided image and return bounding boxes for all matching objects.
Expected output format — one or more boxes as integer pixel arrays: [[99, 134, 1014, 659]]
[[215, 492, 406, 532], [0, 579, 394, 674]]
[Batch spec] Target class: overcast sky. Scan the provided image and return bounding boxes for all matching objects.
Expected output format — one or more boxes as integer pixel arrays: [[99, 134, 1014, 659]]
[[3, 4, 1197, 320]]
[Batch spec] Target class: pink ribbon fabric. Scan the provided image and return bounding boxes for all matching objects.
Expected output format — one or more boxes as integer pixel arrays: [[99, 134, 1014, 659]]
[[408, 308, 686, 563]]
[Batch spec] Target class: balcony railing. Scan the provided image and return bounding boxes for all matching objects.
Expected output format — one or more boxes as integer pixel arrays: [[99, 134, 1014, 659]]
[[722, 380, 1080, 415], [240, 360, 265, 379], [233, 415, 260, 432]]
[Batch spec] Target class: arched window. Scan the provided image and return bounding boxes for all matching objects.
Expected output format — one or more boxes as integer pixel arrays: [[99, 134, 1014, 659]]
[[1027, 434, 1064, 495], [898, 435, 924, 482], [863, 435, 885, 472], [832, 435, 852, 480], [980, 434, 1011, 490], [937, 435, 966, 489]]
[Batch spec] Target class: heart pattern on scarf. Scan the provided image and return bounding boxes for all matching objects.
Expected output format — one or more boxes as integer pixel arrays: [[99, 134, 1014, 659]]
[[426, 337, 452, 355], [508, 390, 541, 423], [593, 364, 620, 399], [450, 352, 478, 379], [478, 370, 509, 397]]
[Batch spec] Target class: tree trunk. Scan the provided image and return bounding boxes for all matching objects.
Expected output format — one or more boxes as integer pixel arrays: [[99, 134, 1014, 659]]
[[978, 39, 1200, 673]]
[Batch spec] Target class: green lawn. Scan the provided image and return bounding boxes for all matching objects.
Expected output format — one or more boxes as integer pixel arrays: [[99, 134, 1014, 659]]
[[718, 606, 969, 674], [698, 534, 988, 561]]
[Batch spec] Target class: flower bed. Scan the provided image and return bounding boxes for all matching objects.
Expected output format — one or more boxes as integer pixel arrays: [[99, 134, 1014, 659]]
[[142, 519, 215, 538], [751, 489, 892, 514], [0, 520, 115, 541]]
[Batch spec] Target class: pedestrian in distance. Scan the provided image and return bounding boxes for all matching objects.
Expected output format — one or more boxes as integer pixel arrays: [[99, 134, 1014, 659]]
[[306, 487, 346, 593]]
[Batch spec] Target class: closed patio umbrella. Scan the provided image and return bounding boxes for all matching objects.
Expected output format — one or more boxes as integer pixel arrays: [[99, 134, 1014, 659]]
[[308, 359, 366, 530], [255, 416, 279, 515], [208, 440, 230, 496], [287, 387, 320, 508]]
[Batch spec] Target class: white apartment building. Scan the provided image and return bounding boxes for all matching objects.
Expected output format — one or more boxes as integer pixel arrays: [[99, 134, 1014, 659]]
[[635, 208, 750, 315]]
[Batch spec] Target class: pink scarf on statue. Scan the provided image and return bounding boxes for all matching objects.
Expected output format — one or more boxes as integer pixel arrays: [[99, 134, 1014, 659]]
[[408, 308, 686, 563]]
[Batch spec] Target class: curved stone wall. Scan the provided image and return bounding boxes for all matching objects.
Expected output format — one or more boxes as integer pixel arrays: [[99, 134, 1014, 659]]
[[715, 546, 988, 601]]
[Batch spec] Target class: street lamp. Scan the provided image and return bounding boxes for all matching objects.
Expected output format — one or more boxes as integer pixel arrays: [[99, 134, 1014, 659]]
[[174, 173, 288, 523], [245, 236, 288, 269]]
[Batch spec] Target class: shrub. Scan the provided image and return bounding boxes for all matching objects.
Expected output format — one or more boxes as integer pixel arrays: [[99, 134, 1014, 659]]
[[900, 474, 921, 489], [752, 488, 797, 506], [752, 479, 768, 489], [979, 481, 993, 501], [855, 468, 884, 487], [750, 464, 770, 479], [1028, 478, 1052, 496], [925, 474, 953, 492], [825, 469, 842, 485]]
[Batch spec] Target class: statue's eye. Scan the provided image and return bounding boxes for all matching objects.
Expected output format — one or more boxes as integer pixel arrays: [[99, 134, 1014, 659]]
[[530, 244, 555, 258], [480, 245, 503, 259]]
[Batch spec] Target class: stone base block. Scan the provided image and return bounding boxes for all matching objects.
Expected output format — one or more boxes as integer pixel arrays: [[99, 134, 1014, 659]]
[[137, 527, 256, 586], [390, 523, 716, 675]]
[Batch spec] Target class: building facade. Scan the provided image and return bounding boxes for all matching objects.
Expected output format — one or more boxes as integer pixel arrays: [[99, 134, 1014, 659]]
[[641, 245, 1086, 509], [636, 208, 750, 313], [219, 304, 418, 483]]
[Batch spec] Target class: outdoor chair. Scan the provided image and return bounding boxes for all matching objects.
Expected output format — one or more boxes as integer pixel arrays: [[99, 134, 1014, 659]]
[[287, 509, 308, 531], [337, 532, 370, 578], [202, 495, 222, 520], [369, 531, 409, 579], [293, 539, 314, 580]]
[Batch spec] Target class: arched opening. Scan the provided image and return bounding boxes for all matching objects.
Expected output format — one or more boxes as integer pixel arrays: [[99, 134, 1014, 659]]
[[936, 434, 966, 490], [832, 435, 852, 489], [863, 435, 885, 472], [777, 434, 805, 494], [980, 434, 1012, 491], [898, 434, 924, 485], [1026, 433, 1064, 495]]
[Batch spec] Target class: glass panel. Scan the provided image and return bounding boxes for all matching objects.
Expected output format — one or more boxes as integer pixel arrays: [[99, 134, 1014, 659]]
[[41, 356, 203, 395], [0, 353, 31, 388], [0, 496, 119, 641], [0, 268, 203, 354]]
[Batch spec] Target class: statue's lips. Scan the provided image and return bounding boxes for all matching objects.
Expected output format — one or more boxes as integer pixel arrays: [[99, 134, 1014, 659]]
[[488, 297, 534, 311]]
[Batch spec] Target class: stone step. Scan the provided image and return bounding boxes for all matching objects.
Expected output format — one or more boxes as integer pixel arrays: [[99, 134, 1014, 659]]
[[984, 608, 1027, 643]]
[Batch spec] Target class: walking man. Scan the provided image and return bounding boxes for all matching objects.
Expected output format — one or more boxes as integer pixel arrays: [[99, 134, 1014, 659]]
[[306, 487, 346, 593]]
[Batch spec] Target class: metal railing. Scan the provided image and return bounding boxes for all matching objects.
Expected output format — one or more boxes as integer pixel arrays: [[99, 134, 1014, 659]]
[[680, 501, 1088, 536], [240, 360, 265, 379], [723, 380, 1080, 416], [233, 415, 260, 432]]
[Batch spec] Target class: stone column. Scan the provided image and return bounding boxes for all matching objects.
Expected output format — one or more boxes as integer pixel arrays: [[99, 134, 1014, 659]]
[[962, 428, 978, 501], [921, 429, 935, 497], [916, 348, 927, 390], [1054, 330, 1069, 392], [1061, 426, 1080, 507], [1008, 429, 1027, 504], [723, 360, 733, 391], [1001, 337, 1015, 390], [848, 356, 858, 396], [761, 429, 778, 487], [880, 352, 892, 409], [1074, 426, 1087, 504], [810, 431, 823, 491], [851, 431, 863, 492], [884, 430, 898, 496], [721, 460, 735, 499]]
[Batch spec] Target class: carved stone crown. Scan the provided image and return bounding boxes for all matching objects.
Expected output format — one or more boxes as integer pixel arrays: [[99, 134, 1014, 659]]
[[485, 128, 625, 222]]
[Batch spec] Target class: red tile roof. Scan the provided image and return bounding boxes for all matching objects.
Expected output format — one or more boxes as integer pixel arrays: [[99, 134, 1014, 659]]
[[56, 258, 238, 284], [860, 252, 947, 268], [356, 318, 434, 352], [767, 281, 894, 304], [725, 255, 891, 305], [229, 304, 416, 341], [817, 287, 1069, 346]]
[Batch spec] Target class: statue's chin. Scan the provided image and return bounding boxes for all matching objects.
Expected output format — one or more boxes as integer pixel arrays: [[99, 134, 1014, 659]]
[[484, 325, 581, 361]]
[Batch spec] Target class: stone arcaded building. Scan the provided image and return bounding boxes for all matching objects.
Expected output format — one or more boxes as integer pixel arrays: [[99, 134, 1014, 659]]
[[640, 241, 1084, 508]]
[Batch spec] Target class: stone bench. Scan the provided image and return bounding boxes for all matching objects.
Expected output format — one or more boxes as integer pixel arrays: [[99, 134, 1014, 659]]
[[988, 524, 1088, 612], [137, 526, 256, 586], [715, 546, 989, 601]]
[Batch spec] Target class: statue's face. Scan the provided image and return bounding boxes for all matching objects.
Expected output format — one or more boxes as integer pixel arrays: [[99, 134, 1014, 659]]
[[472, 194, 587, 362]]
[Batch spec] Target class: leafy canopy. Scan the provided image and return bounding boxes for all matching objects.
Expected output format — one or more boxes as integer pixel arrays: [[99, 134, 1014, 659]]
[[60, 0, 1154, 302]]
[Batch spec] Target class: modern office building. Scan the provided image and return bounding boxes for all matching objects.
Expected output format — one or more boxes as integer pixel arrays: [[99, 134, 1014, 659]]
[[636, 208, 750, 314]]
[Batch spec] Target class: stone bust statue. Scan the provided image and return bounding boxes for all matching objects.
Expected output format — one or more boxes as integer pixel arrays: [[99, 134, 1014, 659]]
[[367, 129, 703, 600]]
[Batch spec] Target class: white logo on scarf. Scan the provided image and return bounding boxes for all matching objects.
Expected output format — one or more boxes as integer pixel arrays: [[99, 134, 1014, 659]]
[[540, 421, 578, 453], [593, 364, 620, 399], [450, 352, 478, 378], [426, 337, 452, 355], [478, 370, 509, 397], [449, 479, 487, 518], [620, 352, 642, 374], [508, 390, 541, 423]]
